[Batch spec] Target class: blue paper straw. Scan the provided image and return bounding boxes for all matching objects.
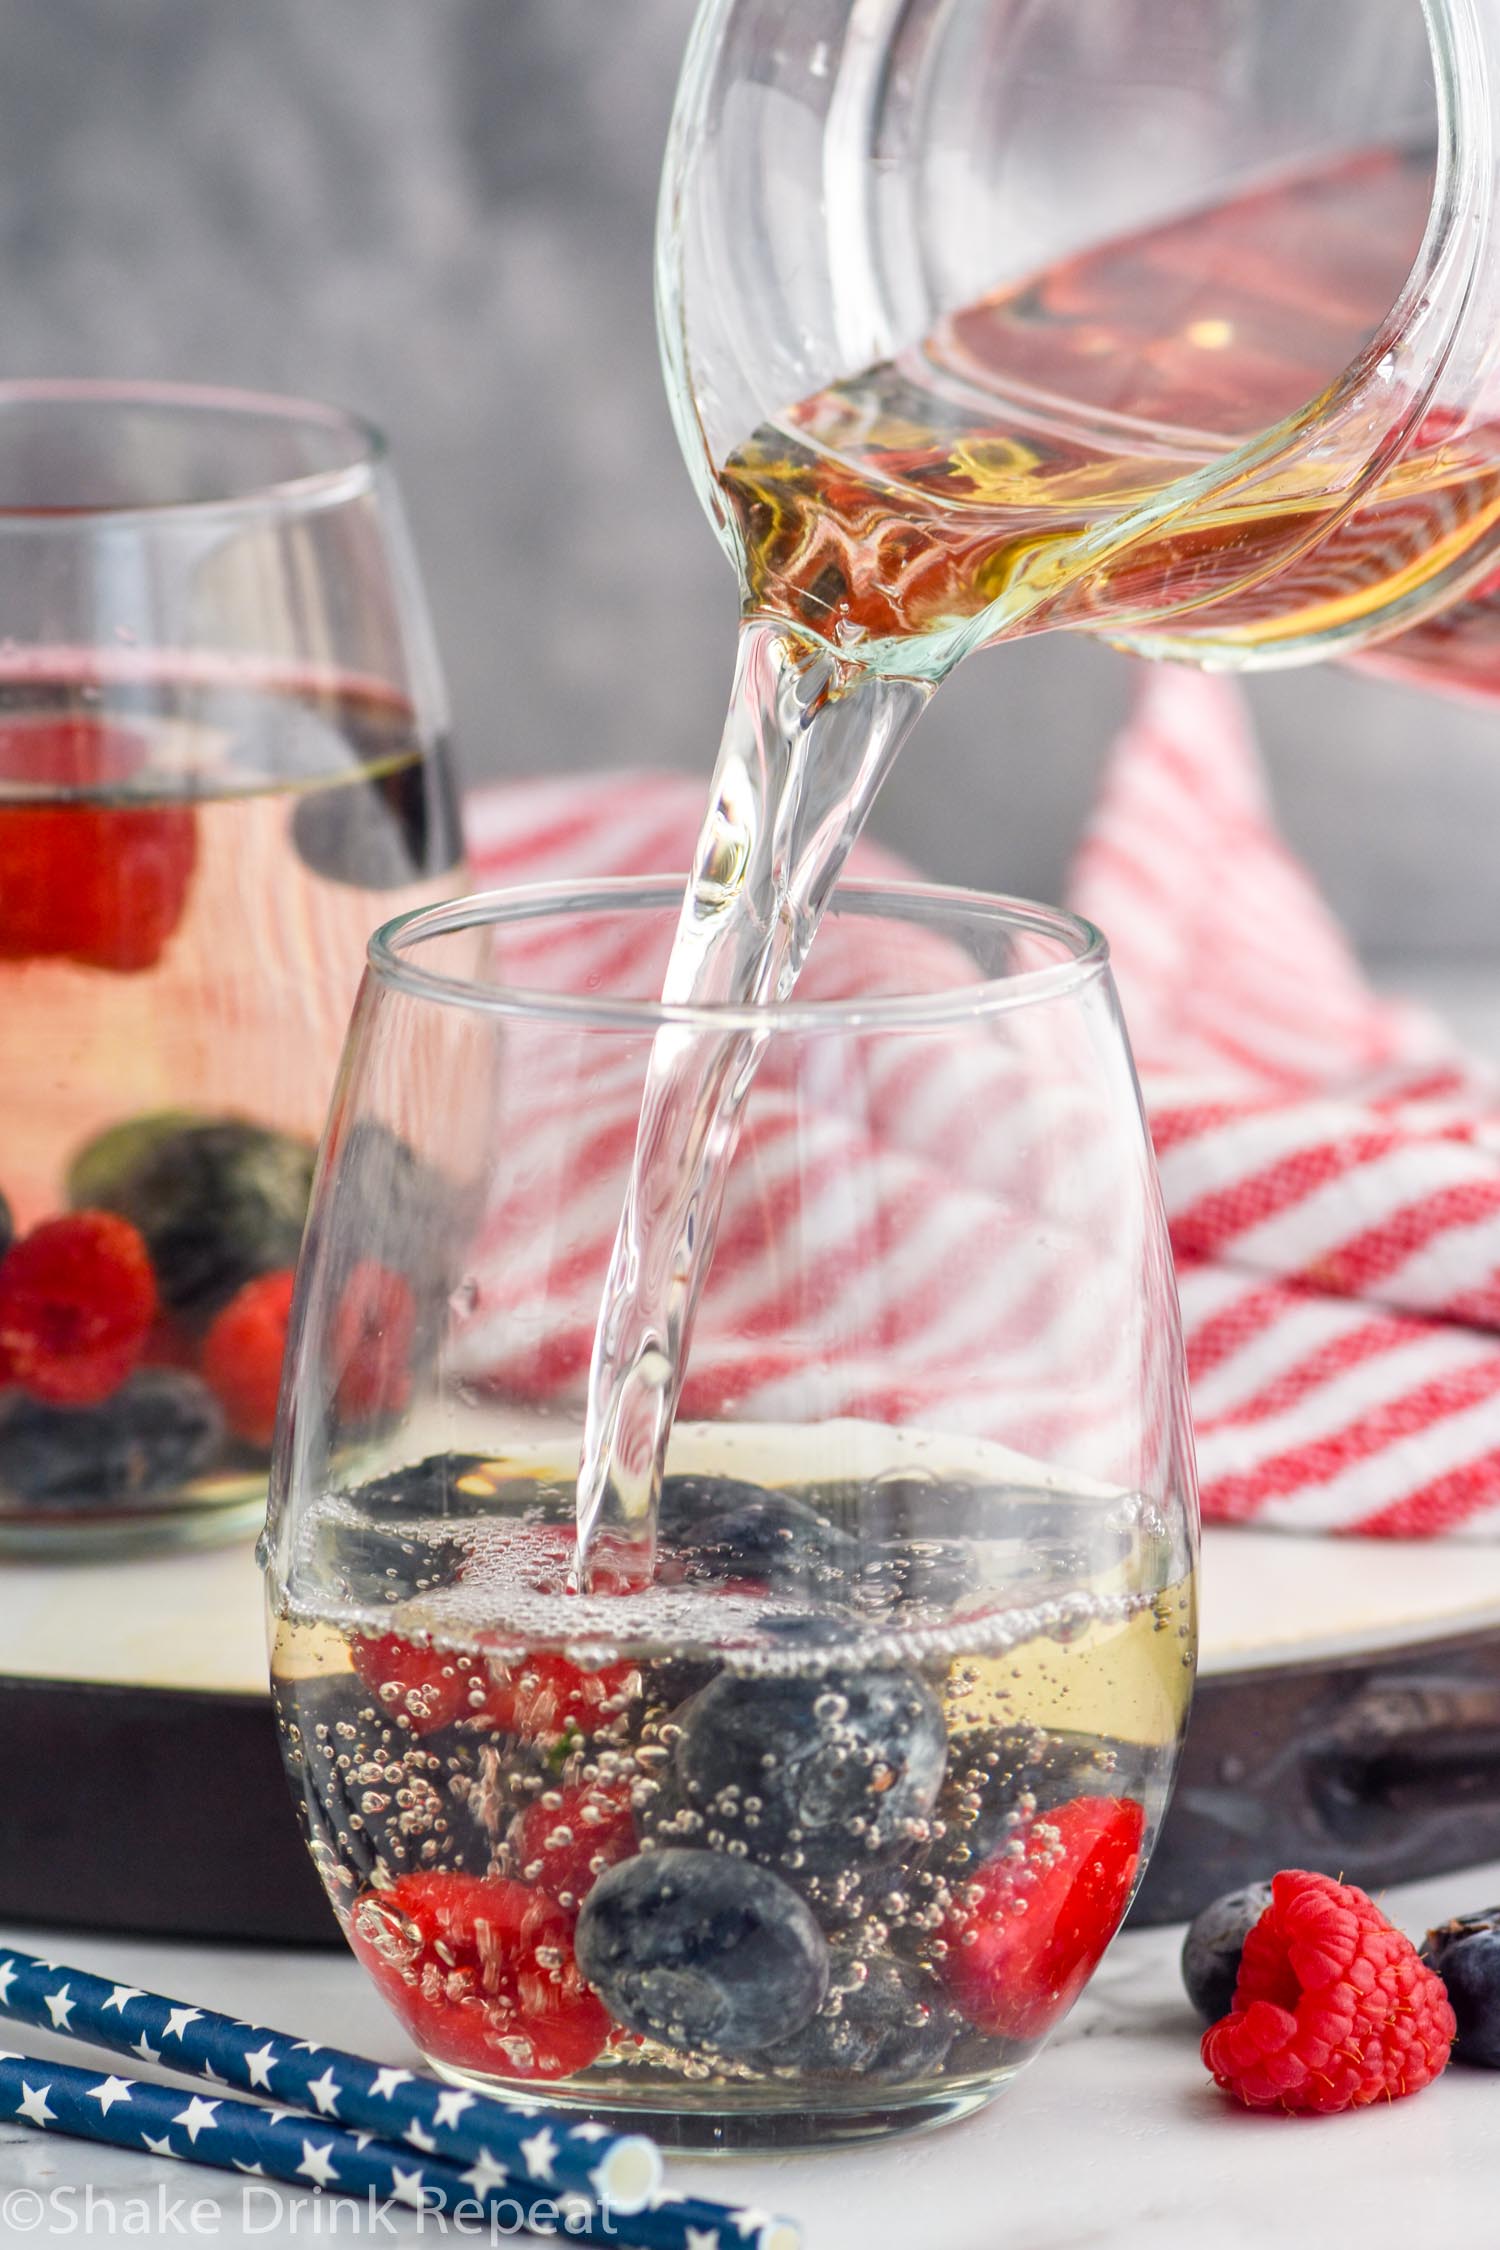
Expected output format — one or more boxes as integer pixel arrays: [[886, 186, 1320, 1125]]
[[0, 2047, 800, 2250], [0, 1946, 659, 2210]]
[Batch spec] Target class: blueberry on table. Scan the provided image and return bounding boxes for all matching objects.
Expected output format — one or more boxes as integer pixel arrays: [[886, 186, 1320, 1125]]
[[755, 1946, 956, 2082], [74, 1117, 316, 1325], [1421, 1906, 1500, 2066], [672, 1664, 948, 1877], [1181, 1883, 1274, 2024], [0, 1370, 224, 1509], [575, 1848, 830, 2056]]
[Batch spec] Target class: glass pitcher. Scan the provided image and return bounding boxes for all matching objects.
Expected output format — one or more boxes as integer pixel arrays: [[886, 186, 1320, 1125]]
[[658, 0, 1500, 694]]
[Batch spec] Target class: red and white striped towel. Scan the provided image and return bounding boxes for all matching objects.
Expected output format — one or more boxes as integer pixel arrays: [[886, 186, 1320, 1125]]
[[464, 666, 1500, 1539]]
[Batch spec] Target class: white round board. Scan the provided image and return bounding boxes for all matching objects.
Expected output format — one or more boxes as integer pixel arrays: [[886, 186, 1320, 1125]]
[[4, 1524, 1500, 1698]]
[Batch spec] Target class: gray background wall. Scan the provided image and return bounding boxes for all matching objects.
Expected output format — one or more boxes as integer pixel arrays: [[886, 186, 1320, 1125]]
[[4, 0, 1496, 961]]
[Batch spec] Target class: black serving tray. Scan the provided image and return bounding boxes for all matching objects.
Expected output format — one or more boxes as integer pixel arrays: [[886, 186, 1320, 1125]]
[[8, 1528, 1500, 1941]]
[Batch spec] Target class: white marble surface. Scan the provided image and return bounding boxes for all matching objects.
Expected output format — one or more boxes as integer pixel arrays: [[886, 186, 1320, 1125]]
[[0, 1857, 1496, 2250]]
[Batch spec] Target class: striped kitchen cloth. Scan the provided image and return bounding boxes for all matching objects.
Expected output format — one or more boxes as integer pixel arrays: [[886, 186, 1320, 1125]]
[[462, 665, 1500, 1538]]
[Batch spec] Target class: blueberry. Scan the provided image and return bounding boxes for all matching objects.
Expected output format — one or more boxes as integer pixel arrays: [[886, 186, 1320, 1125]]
[[77, 1117, 316, 1325], [278, 1672, 496, 1897], [65, 1110, 199, 1212], [575, 1849, 829, 2056], [342, 1452, 529, 1520], [0, 1371, 225, 1510], [660, 1475, 859, 1590], [755, 1946, 956, 2082], [672, 1665, 947, 1879], [302, 1512, 469, 1609], [854, 1538, 975, 1613], [289, 703, 461, 891], [930, 1725, 1127, 1878], [1421, 1906, 1500, 2066], [1181, 1883, 1273, 2023]]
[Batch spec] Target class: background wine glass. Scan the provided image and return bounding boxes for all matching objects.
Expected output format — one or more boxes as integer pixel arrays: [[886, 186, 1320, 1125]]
[[0, 379, 463, 1553]]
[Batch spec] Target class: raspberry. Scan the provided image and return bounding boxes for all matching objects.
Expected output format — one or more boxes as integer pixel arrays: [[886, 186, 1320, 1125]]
[[0, 1211, 157, 1406], [349, 1870, 610, 2081], [478, 1649, 642, 1747], [938, 1794, 1145, 2042], [1202, 1870, 1455, 2112], [510, 1780, 636, 1912], [349, 1632, 511, 1738], [200, 1269, 297, 1446], [333, 1259, 415, 1424], [0, 717, 196, 973]]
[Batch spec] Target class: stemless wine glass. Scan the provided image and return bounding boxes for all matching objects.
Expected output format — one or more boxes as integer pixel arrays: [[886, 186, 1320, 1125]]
[[264, 876, 1198, 2150], [0, 380, 463, 1554]]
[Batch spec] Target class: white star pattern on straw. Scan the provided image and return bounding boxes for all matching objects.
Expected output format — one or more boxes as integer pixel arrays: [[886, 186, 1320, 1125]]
[[200, 2061, 226, 2085], [86, 2076, 134, 2117], [461, 2149, 510, 2198], [243, 2043, 278, 2090], [520, 2127, 558, 2182], [43, 1985, 75, 2032], [16, 2082, 55, 2128], [389, 2165, 430, 2210], [140, 2132, 176, 2158], [0, 1961, 16, 2005], [501, 2096, 541, 2116], [432, 2088, 473, 2130], [405, 2120, 437, 2153], [291, 2041, 323, 2055], [259, 2108, 302, 2129], [686, 2231, 721, 2250], [173, 2097, 221, 2145], [102, 1985, 145, 2015], [306, 2067, 343, 2116], [368, 2066, 412, 2100], [162, 2007, 203, 2043], [732, 2212, 775, 2241], [570, 2122, 609, 2141], [232, 2161, 266, 2177], [296, 2140, 339, 2188], [131, 2034, 160, 2065], [352, 2132, 377, 2153]]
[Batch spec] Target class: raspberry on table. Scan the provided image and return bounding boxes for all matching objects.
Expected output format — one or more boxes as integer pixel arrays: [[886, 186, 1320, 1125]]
[[0, 1210, 157, 1406], [200, 1268, 297, 1447], [1202, 1870, 1455, 2112], [938, 1793, 1145, 2043]]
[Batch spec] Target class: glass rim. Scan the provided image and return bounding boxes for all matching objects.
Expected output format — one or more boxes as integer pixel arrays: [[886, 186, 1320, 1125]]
[[0, 377, 386, 523], [368, 876, 1111, 1033]]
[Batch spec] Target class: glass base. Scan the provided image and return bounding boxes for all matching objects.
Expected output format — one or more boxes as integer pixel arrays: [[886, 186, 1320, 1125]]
[[0, 1488, 267, 1559], [426, 2053, 1015, 2152]]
